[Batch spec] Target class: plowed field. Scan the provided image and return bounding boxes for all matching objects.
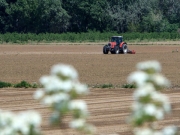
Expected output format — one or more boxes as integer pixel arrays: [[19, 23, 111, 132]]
[[0, 44, 180, 135]]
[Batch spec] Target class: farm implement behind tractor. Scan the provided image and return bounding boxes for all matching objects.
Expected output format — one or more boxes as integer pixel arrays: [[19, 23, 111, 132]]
[[103, 36, 135, 54]]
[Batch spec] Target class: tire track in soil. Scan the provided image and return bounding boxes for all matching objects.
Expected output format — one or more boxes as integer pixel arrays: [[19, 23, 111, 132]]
[[1, 88, 180, 135]]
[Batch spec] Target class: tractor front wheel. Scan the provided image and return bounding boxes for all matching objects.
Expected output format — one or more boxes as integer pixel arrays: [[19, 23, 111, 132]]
[[114, 46, 119, 54], [103, 45, 109, 54]]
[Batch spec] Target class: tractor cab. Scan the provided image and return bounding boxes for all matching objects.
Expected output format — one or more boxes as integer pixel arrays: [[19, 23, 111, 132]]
[[110, 36, 123, 45]]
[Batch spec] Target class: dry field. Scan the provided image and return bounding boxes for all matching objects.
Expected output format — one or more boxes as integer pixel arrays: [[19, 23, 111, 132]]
[[0, 44, 180, 135]]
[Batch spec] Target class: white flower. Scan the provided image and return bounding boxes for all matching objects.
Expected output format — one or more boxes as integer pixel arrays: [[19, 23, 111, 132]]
[[12, 111, 41, 134], [41, 93, 70, 105], [136, 60, 161, 73], [35, 63, 93, 134], [127, 71, 149, 87], [69, 100, 88, 113], [73, 82, 89, 95], [52, 93, 70, 103], [151, 91, 167, 102], [0, 127, 14, 135], [60, 80, 73, 92], [153, 131, 163, 135], [151, 92, 171, 113], [132, 102, 142, 110], [69, 119, 85, 129], [162, 126, 178, 135], [0, 111, 14, 126], [12, 116, 29, 134], [133, 83, 155, 100], [144, 104, 157, 116], [33, 89, 45, 100], [41, 96, 54, 105], [40, 75, 62, 92], [39, 75, 51, 85], [151, 74, 171, 87], [155, 109, 164, 120], [51, 64, 78, 80], [134, 128, 153, 135], [25, 111, 41, 126], [40, 76, 73, 92]]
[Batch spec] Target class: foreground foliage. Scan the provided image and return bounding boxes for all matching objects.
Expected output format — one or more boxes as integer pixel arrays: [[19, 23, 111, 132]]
[[33, 63, 96, 134], [127, 60, 179, 135]]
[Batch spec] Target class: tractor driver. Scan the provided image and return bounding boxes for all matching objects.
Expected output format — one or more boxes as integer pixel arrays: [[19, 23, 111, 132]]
[[116, 38, 122, 45]]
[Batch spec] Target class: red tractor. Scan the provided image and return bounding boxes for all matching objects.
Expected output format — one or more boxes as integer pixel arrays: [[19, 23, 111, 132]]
[[103, 36, 135, 54]]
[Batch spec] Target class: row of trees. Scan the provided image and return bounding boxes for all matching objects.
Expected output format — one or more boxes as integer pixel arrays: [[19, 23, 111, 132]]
[[0, 0, 180, 33]]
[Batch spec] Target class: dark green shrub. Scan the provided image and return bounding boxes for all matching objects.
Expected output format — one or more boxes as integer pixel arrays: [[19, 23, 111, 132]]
[[14, 81, 32, 88], [122, 83, 136, 88], [101, 84, 113, 88], [92, 83, 114, 88], [0, 81, 12, 88], [32, 83, 39, 88]]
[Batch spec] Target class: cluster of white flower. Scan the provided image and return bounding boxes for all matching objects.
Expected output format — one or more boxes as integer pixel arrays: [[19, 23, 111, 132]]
[[34, 63, 95, 134], [134, 126, 178, 135], [0, 110, 41, 135], [127, 60, 178, 135]]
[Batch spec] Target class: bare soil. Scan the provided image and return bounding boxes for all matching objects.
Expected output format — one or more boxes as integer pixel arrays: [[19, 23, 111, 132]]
[[0, 44, 180, 135]]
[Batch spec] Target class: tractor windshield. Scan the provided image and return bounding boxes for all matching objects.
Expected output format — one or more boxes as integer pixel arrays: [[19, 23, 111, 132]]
[[111, 37, 122, 43]]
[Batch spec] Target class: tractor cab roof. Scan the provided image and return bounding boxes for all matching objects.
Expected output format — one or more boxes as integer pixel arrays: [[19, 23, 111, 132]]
[[111, 36, 123, 38], [110, 36, 123, 42]]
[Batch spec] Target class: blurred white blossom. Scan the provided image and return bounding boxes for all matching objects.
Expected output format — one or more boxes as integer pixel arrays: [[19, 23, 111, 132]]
[[69, 100, 88, 117], [134, 128, 153, 135], [51, 64, 78, 80], [162, 126, 178, 135], [136, 60, 161, 73], [52, 93, 70, 103], [144, 104, 157, 116], [69, 119, 86, 129], [0, 110, 41, 135], [33, 89, 45, 100], [128, 60, 178, 135], [40, 75, 73, 92], [127, 71, 149, 87], [133, 83, 155, 100], [151, 74, 171, 88], [72, 82, 89, 95], [34, 63, 95, 134]]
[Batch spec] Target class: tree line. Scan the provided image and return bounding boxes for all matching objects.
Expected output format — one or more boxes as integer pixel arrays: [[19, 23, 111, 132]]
[[0, 0, 180, 34]]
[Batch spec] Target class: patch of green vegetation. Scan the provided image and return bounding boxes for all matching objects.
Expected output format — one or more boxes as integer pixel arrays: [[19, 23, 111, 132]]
[[122, 83, 136, 88], [0, 81, 136, 89], [91, 83, 114, 88], [1, 32, 180, 44], [101, 84, 113, 88], [14, 81, 32, 88], [0, 81, 12, 88], [31, 82, 39, 88], [89, 83, 137, 89]]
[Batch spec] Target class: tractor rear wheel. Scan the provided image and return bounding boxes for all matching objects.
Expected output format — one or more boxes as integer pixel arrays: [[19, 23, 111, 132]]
[[103, 45, 109, 54], [122, 44, 128, 54], [114, 46, 119, 54]]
